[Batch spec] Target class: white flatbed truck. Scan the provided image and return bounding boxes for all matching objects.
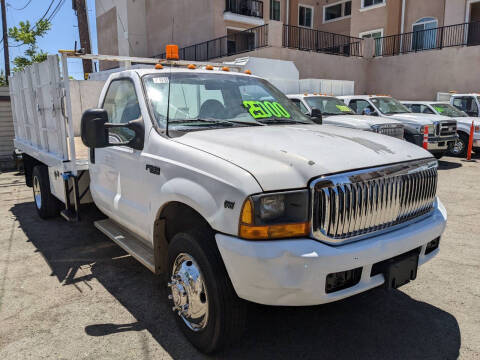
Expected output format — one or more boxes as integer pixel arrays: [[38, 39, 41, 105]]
[[10, 51, 447, 353]]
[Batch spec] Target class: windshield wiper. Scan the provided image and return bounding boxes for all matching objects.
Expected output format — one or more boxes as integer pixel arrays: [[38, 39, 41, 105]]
[[259, 118, 311, 124], [169, 118, 265, 127]]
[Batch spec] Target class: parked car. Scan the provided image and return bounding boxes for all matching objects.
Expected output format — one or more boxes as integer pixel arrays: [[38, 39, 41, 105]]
[[10, 52, 447, 354], [402, 101, 480, 156], [448, 93, 480, 117], [339, 95, 457, 159], [287, 94, 404, 139]]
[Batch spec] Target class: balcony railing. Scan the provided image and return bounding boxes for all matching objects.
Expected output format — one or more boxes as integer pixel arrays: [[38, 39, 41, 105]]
[[375, 21, 480, 57], [283, 25, 363, 57], [156, 25, 268, 61], [225, 0, 263, 18]]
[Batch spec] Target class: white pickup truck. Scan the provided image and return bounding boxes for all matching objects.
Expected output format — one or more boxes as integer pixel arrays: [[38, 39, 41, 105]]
[[447, 93, 480, 117], [339, 95, 457, 159], [287, 94, 404, 139], [402, 101, 480, 156], [10, 52, 447, 353]]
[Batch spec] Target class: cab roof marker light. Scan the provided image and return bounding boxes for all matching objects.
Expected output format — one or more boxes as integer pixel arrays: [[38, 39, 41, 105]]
[[244, 69, 252, 75], [222, 66, 230, 72], [187, 64, 196, 69], [155, 64, 163, 69], [166, 44, 179, 60], [205, 65, 214, 70]]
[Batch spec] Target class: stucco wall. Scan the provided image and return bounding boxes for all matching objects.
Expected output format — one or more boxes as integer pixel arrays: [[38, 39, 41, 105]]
[[444, 0, 467, 25], [96, 5, 119, 70], [145, 0, 222, 57], [366, 45, 480, 100], [350, 0, 389, 37]]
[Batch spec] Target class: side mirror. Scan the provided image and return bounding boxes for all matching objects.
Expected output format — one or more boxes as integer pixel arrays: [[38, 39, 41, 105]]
[[81, 109, 109, 148], [81, 109, 145, 150], [310, 108, 323, 124]]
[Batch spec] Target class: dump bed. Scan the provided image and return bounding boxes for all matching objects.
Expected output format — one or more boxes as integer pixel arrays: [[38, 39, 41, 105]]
[[9, 55, 104, 173]]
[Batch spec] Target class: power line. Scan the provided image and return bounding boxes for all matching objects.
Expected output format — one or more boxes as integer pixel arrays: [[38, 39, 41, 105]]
[[47, 0, 66, 22], [8, 0, 33, 11]]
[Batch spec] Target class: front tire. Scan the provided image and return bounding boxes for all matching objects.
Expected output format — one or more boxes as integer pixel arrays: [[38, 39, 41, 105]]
[[167, 228, 246, 353], [32, 165, 60, 219], [449, 133, 469, 157]]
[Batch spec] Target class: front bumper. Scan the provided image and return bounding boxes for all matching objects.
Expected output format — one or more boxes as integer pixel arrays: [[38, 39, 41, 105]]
[[216, 199, 447, 306], [408, 134, 456, 151]]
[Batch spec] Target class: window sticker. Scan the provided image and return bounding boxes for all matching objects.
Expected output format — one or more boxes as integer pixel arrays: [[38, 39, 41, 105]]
[[433, 106, 444, 113], [336, 104, 351, 112], [243, 100, 291, 119], [153, 77, 169, 84]]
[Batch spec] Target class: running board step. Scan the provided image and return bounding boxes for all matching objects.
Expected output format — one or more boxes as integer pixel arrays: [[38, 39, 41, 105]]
[[94, 219, 155, 273]]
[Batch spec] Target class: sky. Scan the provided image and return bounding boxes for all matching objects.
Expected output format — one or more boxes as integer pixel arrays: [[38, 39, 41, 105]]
[[1, 0, 98, 79]]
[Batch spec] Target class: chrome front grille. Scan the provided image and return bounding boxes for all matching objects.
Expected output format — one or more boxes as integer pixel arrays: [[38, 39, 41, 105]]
[[311, 159, 438, 245], [378, 125, 404, 139], [436, 121, 457, 137]]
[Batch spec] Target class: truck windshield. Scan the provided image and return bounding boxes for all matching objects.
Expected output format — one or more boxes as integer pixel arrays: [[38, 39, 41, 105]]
[[431, 103, 468, 117], [143, 72, 313, 132], [304, 97, 355, 115], [371, 97, 410, 115]]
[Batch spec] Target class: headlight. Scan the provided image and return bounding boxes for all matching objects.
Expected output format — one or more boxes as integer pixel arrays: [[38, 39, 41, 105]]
[[419, 125, 434, 134], [239, 190, 310, 240]]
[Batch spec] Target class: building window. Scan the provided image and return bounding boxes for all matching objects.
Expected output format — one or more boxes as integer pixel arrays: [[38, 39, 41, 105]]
[[324, 1, 352, 22], [299, 5, 313, 28], [412, 17, 438, 50], [359, 28, 383, 56], [362, 0, 385, 8], [270, 0, 281, 20], [345, 1, 351, 15]]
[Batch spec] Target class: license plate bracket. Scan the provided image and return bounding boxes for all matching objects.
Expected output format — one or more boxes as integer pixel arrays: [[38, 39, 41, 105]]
[[384, 253, 419, 290]]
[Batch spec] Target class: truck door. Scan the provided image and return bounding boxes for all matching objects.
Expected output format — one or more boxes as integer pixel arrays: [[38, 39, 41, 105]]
[[91, 76, 150, 240], [452, 96, 479, 117]]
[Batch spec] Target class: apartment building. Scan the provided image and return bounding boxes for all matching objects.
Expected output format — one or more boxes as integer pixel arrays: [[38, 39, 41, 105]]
[[96, 0, 480, 60], [94, 0, 480, 100]]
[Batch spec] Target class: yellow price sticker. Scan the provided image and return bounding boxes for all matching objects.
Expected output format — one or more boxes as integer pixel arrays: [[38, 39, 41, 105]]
[[336, 104, 351, 112]]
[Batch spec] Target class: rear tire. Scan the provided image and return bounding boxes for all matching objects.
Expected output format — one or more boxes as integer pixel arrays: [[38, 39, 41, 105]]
[[167, 228, 247, 354], [449, 132, 469, 157], [32, 165, 60, 219]]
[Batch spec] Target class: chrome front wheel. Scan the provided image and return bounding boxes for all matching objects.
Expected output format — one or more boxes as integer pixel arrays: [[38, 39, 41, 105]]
[[33, 175, 42, 209], [168, 253, 209, 331]]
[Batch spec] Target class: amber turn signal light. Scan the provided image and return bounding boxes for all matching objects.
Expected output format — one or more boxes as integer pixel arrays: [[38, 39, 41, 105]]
[[238, 199, 309, 240]]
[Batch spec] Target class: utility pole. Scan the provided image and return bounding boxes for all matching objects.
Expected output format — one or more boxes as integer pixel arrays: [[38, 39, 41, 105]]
[[1, 0, 10, 81], [73, 0, 93, 77]]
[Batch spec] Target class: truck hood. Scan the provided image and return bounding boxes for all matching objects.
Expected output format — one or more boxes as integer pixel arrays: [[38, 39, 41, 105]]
[[173, 124, 431, 191], [324, 114, 402, 130], [453, 116, 480, 127], [386, 113, 450, 125]]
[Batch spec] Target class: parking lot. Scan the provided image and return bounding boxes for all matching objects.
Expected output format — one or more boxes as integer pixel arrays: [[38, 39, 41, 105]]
[[0, 154, 478, 360]]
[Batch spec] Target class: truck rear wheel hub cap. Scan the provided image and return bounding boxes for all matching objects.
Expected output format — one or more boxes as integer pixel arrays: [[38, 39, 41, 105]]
[[33, 176, 41, 209], [169, 253, 208, 331], [452, 139, 464, 154]]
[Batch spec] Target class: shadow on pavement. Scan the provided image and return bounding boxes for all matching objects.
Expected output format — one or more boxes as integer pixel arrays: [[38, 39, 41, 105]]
[[437, 159, 462, 170], [10, 201, 461, 360]]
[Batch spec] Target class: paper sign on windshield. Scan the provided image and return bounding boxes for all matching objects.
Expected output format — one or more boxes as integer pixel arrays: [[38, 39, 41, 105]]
[[433, 106, 445, 113], [243, 100, 291, 119], [336, 105, 351, 112]]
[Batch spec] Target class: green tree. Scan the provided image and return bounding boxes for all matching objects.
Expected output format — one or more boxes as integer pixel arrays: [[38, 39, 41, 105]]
[[0, 70, 6, 86], [8, 19, 51, 72]]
